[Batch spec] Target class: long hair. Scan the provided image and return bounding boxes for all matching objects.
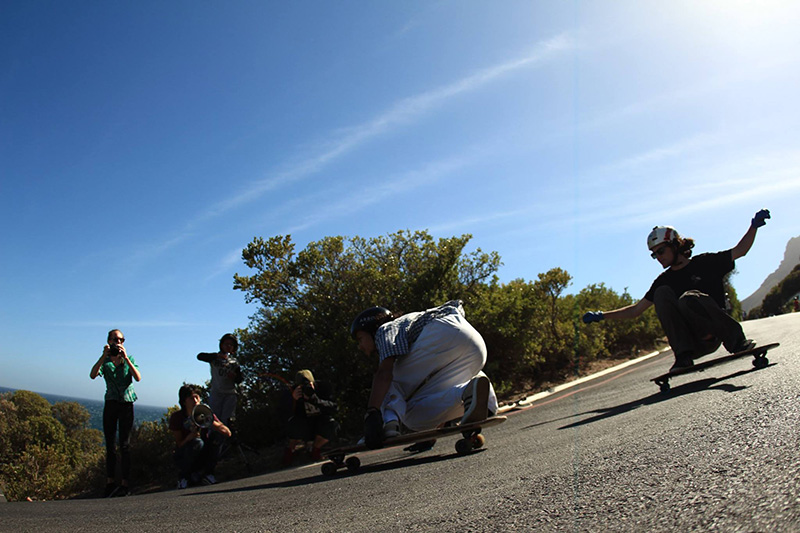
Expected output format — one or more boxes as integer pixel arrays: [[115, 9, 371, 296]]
[[676, 237, 695, 259]]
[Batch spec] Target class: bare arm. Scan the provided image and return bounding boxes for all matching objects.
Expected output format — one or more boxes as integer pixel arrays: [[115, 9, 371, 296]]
[[367, 357, 395, 410], [89, 347, 109, 379], [212, 419, 232, 438], [732, 209, 770, 260], [603, 298, 653, 321], [119, 345, 142, 382], [731, 224, 758, 261]]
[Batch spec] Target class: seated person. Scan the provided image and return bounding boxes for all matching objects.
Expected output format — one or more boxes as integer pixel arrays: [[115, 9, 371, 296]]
[[282, 370, 339, 465], [169, 384, 231, 488]]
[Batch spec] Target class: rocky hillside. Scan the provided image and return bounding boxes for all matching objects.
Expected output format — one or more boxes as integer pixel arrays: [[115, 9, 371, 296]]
[[741, 235, 800, 312]]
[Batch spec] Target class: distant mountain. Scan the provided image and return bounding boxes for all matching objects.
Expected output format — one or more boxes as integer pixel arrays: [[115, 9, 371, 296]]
[[741, 236, 800, 313]]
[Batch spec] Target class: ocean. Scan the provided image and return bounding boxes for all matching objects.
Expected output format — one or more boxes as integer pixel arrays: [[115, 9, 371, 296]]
[[0, 386, 169, 432]]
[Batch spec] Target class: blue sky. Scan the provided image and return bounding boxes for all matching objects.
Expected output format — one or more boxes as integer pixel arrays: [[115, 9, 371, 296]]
[[2, 1, 799, 408]]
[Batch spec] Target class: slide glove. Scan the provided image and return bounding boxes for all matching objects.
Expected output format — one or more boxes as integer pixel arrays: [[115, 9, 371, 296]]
[[582, 311, 604, 324], [750, 209, 772, 228], [751, 209, 770, 228], [364, 408, 384, 449]]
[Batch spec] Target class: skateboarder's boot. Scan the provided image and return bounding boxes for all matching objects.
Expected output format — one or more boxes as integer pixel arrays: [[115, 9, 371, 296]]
[[730, 338, 755, 354], [670, 352, 695, 372], [461, 375, 490, 425]]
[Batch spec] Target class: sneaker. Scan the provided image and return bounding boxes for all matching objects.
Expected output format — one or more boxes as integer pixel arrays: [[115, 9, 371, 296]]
[[461, 375, 490, 425], [201, 474, 216, 485], [104, 483, 118, 498], [114, 486, 130, 497], [177, 478, 188, 490], [731, 338, 756, 354], [670, 353, 695, 372], [383, 419, 400, 439]]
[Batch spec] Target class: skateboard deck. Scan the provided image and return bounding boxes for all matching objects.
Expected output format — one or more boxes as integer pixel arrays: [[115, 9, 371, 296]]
[[651, 342, 779, 392], [320, 415, 507, 475]]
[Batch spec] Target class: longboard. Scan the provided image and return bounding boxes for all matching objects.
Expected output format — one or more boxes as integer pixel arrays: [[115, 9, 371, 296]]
[[651, 342, 779, 393], [320, 415, 507, 475]]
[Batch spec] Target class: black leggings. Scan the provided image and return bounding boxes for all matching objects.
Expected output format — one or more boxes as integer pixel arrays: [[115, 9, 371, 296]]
[[103, 400, 134, 481]]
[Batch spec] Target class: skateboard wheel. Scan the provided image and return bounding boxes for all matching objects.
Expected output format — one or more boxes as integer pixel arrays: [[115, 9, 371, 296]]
[[472, 434, 485, 449], [321, 462, 338, 476], [659, 382, 671, 393], [753, 357, 769, 369], [455, 438, 473, 455], [345, 456, 361, 472]]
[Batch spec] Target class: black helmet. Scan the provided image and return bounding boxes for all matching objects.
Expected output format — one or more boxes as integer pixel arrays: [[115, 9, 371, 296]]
[[350, 307, 392, 339]]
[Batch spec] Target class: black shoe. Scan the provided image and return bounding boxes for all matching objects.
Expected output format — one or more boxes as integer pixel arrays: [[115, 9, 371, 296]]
[[731, 339, 756, 354], [670, 354, 695, 372], [114, 486, 130, 497]]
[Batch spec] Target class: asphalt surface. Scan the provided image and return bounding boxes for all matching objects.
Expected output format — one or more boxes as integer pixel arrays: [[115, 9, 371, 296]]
[[2, 313, 798, 532]]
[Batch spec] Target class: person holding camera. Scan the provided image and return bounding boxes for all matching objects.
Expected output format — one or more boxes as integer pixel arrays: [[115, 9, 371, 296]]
[[196, 333, 243, 427], [89, 329, 142, 497], [169, 384, 231, 489], [282, 369, 339, 466]]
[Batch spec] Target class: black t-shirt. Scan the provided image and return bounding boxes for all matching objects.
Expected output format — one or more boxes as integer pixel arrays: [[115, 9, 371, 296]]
[[644, 250, 734, 308]]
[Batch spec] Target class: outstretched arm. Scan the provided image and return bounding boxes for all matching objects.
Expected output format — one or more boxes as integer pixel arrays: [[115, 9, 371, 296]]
[[731, 209, 770, 261], [583, 298, 653, 324]]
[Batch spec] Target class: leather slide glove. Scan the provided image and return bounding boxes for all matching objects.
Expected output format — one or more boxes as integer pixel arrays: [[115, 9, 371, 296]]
[[582, 311, 604, 324], [751, 209, 770, 228]]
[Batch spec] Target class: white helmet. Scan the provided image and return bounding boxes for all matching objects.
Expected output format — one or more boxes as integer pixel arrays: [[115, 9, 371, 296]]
[[647, 226, 680, 251]]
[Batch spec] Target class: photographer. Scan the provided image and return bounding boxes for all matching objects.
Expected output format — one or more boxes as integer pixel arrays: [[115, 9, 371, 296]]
[[196, 333, 242, 427], [282, 370, 338, 466], [89, 329, 142, 497], [169, 384, 231, 489]]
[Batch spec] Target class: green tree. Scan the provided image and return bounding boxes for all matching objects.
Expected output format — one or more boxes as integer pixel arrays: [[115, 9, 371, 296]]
[[0, 391, 103, 501], [233, 231, 501, 437]]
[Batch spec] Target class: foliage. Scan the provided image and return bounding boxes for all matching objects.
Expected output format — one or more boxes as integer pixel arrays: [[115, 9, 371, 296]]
[[0, 391, 103, 501], [232, 231, 666, 440], [129, 406, 179, 486], [233, 231, 501, 438]]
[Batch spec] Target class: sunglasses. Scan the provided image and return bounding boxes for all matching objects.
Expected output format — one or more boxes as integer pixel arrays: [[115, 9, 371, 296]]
[[111, 337, 125, 343], [650, 246, 669, 259]]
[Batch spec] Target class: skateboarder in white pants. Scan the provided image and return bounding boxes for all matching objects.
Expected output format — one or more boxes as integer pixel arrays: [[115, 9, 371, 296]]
[[352, 300, 498, 449], [582, 209, 770, 371]]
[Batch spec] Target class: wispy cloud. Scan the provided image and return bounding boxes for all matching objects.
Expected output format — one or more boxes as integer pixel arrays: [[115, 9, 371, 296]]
[[132, 35, 575, 263], [281, 151, 483, 234], [201, 34, 575, 218]]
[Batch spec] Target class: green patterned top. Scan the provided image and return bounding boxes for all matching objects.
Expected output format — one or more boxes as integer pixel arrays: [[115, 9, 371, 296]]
[[99, 354, 139, 403]]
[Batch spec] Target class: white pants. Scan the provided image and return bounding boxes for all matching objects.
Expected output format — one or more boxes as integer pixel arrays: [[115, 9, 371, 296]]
[[382, 312, 498, 431]]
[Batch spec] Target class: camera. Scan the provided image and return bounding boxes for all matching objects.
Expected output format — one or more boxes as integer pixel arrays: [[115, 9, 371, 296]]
[[302, 383, 315, 398], [108, 345, 122, 357]]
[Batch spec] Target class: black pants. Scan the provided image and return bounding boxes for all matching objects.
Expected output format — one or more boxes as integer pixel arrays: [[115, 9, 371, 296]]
[[103, 400, 134, 481], [652, 287, 746, 357]]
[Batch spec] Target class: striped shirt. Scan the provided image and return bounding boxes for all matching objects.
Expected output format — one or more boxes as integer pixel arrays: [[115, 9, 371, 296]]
[[375, 300, 465, 362]]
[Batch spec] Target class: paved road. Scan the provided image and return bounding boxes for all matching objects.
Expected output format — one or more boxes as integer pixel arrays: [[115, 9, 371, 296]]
[[2, 314, 798, 532]]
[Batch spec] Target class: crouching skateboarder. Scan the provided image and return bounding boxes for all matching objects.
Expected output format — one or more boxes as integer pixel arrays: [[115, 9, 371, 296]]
[[583, 209, 770, 371], [352, 300, 499, 449]]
